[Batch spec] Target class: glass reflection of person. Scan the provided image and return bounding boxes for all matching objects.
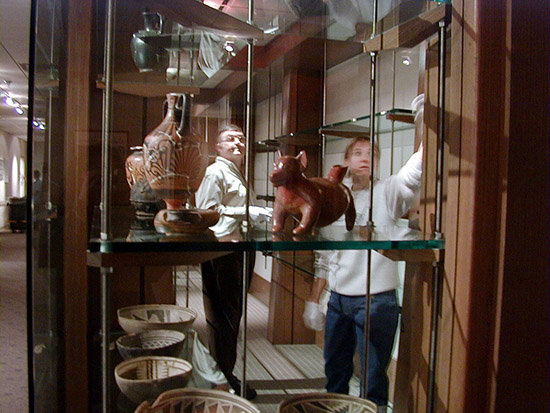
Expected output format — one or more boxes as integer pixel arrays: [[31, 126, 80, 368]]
[[304, 95, 424, 410], [32, 169, 43, 205], [195, 124, 270, 400]]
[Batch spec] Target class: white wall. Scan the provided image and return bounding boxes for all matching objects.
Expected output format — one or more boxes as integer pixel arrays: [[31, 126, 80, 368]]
[[0, 131, 27, 228]]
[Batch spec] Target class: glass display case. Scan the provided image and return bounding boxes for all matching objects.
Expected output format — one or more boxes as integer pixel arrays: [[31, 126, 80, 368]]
[[29, 0, 450, 411]]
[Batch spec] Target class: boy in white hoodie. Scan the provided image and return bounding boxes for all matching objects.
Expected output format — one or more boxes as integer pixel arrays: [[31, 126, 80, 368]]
[[304, 95, 424, 409]]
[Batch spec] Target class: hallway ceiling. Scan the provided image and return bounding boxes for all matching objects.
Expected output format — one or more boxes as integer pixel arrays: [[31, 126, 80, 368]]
[[0, 0, 30, 141]]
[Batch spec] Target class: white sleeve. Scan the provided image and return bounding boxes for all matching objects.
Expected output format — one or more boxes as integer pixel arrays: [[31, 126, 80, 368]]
[[384, 151, 423, 220], [314, 250, 333, 280], [196, 171, 247, 219]]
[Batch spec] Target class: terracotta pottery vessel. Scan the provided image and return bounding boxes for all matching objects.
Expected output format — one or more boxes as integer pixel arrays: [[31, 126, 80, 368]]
[[125, 146, 165, 218], [143, 93, 218, 234], [270, 150, 356, 235], [125, 146, 147, 187]]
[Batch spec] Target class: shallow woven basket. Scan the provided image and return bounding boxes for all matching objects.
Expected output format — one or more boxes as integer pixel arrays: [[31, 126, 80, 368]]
[[135, 388, 261, 413], [278, 392, 378, 413], [117, 304, 197, 334], [114, 356, 193, 404], [116, 329, 186, 360]]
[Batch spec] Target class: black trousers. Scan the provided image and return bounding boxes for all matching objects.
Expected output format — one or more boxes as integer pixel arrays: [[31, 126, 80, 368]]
[[200, 251, 255, 381]]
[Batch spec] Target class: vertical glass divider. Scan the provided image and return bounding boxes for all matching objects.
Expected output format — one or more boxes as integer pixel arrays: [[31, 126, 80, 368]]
[[100, 0, 116, 411], [361, 0, 379, 400], [427, 16, 448, 413], [241, 0, 255, 398]]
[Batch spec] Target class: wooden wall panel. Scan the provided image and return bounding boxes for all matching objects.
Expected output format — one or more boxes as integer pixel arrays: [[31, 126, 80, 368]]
[[394, 35, 447, 412], [492, 0, 549, 411], [63, 0, 93, 411]]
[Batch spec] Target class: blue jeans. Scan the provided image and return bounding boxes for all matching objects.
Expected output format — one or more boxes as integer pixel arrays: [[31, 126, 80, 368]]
[[324, 290, 399, 406]]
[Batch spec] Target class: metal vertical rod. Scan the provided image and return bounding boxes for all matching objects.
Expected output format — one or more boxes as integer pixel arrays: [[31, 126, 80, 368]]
[[100, 267, 112, 413], [360, 249, 373, 399], [427, 18, 448, 413], [434, 20, 447, 239], [240, 0, 254, 398], [321, 36, 327, 176], [390, 51, 396, 175], [101, 0, 116, 240], [361, 0, 379, 399], [185, 265, 190, 307]]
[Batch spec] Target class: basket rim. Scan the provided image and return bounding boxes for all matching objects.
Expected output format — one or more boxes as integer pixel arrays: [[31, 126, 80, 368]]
[[151, 388, 261, 412], [114, 356, 193, 383], [278, 392, 378, 408], [117, 304, 198, 318], [116, 329, 186, 348]]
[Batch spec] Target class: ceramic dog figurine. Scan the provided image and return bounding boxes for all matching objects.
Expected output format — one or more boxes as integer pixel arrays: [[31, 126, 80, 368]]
[[270, 150, 356, 235]]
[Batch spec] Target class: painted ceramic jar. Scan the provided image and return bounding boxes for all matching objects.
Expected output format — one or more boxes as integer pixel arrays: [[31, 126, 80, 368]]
[[143, 93, 208, 210], [125, 146, 165, 218]]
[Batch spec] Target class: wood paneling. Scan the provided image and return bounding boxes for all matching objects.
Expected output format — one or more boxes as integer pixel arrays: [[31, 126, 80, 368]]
[[492, 0, 549, 411], [396, 0, 550, 411], [63, 0, 93, 411], [394, 35, 446, 412], [268, 252, 316, 345], [363, 5, 449, 53]]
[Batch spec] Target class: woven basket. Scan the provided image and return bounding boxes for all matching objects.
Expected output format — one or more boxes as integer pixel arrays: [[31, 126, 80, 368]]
[[116, 329, 186, 360], [135, 388, 261, 413], [278, 392, 378, 413], [117, 304, 197, 334], [114, 356, 193, 404]]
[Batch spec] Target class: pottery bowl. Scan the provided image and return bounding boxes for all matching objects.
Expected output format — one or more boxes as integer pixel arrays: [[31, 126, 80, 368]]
[[135, 388, 261, 413], [114, 356, 193, 404], [278, 392, 378, 412], [116, 329, 186, 360], [117, 304, 197, 334]]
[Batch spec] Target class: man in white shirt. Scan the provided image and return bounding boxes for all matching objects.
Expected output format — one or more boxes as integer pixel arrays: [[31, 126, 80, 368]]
[[196, 124, 269, 400]]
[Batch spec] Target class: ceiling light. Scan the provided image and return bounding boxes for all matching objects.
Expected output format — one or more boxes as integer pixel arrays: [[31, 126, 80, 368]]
[[401, 56, 412, 66], [223, 40, 235, 53], [32, 120, 40, 127], [264, 26, 279, 35], [14, 106, 25, 115], [4, 96, 17, 107]]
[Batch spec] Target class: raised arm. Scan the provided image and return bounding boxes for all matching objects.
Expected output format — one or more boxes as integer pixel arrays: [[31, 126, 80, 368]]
[[384, 142, 423, 220]]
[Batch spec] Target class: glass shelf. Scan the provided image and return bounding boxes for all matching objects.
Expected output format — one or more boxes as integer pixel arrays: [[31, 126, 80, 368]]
[[321, 109, 415, 138], [88, 208, 444, 255], [264, 108, 415, 145], [98, 1, 447, 98]]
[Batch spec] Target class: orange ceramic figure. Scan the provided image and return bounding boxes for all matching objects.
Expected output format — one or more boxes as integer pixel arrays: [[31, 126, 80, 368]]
[[270, 151, 356, 235]]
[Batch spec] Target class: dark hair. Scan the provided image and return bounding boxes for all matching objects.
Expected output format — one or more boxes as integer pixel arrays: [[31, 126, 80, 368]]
[[344, 136, 380, 161], [217, 123, 243, 142]]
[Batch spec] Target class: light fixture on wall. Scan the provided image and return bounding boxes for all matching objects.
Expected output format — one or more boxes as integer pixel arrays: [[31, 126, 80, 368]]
[[401, 56, 412, 66]]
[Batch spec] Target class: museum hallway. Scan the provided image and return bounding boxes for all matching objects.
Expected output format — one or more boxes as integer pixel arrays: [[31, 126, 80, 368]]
[[0, 230, 29, 412]]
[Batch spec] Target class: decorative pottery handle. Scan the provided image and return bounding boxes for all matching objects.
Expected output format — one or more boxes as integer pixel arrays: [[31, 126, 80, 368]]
[[176, 95, 188, 138]]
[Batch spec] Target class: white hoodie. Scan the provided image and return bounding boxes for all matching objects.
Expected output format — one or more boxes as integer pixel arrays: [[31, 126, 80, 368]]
[[314, 151, 422, 296]]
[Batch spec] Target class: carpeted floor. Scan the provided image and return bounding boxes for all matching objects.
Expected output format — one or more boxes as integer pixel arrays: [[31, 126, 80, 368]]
[[0, 230, 29, 412]]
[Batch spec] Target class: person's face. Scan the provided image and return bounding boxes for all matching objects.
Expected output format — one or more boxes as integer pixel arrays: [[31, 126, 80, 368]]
[[345, 140, 374, 178], [216, 130, 246, 164]]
